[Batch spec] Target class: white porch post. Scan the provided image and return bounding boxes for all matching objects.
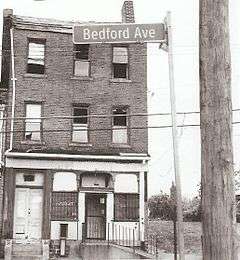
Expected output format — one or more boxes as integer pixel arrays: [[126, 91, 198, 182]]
[[78, 192, 85, 240], [106, 192, 114, 240], [139, 171, 145, 242]]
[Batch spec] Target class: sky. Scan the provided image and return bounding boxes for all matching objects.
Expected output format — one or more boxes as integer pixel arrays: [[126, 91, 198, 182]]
[[0, 0, 240, 198]]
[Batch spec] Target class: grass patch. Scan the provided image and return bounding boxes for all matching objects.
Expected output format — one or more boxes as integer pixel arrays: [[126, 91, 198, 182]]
[[147, 220, 202, 254]]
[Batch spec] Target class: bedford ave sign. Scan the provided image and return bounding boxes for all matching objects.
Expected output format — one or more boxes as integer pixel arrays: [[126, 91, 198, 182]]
[[73, 23, 165, 44]]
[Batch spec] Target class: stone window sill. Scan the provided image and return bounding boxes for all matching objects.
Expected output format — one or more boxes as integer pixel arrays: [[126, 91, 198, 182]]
[[70, 76, 93, 81], [24, 73, 47, 79], [20, 140, 46, 145], [110, 78, 132, 83], [110, 143, 131, 148], [69, 142, 93, 147]]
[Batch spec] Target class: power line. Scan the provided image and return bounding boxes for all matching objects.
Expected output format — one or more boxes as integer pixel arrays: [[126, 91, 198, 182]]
[[0, 108, 239, 121], [0, 120, 239, 135]]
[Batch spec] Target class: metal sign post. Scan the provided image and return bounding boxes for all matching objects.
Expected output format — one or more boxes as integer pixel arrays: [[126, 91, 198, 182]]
[[162, 11, 185, 260]]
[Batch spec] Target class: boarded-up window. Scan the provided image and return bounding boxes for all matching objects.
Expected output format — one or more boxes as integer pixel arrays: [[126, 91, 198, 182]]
[[74, 44, 90, 76], [112, 46, 128, 78], [114, 193, 139, 221], [51, 192, 78, 221], [27, 39, 45, 74]]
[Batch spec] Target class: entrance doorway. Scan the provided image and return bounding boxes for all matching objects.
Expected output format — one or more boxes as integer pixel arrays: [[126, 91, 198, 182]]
[[85, 194, 106, 239], [13, 188, 43, 241]]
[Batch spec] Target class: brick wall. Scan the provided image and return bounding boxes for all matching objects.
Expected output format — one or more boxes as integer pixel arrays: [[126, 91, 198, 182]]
[[5, 27, 148, 155], [0, 173, 3, 235]]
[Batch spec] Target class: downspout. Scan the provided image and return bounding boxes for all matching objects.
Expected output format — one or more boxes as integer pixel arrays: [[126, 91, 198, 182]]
[[1, 28, 15, 239], [7, 27, 16, 152]]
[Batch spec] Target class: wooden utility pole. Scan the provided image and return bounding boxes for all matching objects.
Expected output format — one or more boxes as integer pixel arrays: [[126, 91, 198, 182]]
[[199, 0, 237, 259]]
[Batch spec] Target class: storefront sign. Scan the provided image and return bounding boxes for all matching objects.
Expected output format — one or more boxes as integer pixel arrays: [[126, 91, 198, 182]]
[[51, 192, 78, 221], [73, 23, 165, 44]]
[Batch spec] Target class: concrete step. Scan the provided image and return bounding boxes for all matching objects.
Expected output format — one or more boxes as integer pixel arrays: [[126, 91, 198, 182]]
[[12, 242, 42, 255]]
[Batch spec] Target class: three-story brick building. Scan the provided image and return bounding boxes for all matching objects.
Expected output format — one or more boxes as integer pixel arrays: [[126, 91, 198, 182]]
[[0, 1, 149, 258]]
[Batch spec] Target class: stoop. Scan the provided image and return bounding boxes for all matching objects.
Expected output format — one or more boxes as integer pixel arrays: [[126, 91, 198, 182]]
[[4, 239, 49, 260]]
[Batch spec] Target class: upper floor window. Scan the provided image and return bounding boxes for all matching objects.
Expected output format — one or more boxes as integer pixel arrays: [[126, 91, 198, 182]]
[[112, 107, 128, 144], [74, 44, 90, 76], [27, 39, 45, 74], [72, 106, 89, 143], [25, 103, 42, 141], [112, 46, 128, 79]]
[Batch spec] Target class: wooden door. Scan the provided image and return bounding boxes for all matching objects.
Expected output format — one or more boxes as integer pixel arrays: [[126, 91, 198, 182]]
[[85, 194, 106, 239], [14, 188, 43, 241], [14, 188, 29, 240], [28, 189, 43, 240]]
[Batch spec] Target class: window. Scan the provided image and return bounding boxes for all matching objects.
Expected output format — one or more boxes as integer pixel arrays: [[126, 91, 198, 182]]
[[74, 44, 90, 76], [25, 103, 42, 141], [114, 193, 139, 221], [51, 192, 78, 221], [112, 107, 128, 144], [112, 46, 128, 78], [72, 106, 88, 143], [23, 174, 35, 182], [27, 39, 45, 74]]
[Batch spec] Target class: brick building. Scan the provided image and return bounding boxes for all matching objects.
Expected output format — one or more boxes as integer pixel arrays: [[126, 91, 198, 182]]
[[0, 1, 149, 258]]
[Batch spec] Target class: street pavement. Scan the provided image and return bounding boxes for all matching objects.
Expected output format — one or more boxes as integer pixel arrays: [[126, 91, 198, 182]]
[[54, 244, 202, 260]]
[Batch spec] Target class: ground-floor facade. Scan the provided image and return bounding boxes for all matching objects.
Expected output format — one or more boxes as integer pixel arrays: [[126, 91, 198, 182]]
[[1, 152, 149, 258]]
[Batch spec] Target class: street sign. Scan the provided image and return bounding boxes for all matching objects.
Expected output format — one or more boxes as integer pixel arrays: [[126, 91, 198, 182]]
[[73, 23, 165, 44]]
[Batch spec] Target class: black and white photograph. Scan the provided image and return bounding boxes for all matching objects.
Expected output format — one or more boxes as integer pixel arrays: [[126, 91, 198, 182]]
[[0, 0, 239, 259]]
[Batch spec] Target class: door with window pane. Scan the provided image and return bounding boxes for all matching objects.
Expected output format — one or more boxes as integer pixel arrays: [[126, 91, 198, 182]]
[[85, 194, 106, 239]]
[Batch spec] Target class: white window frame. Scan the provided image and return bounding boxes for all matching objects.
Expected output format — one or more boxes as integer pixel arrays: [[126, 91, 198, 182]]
[[27, 38, 45, 74], [112, 46, 129, 79], [73, 44, 90, 77], [25, 103, 42, 141], [112, 107, 128, 144], [72, 106, 89, 143]]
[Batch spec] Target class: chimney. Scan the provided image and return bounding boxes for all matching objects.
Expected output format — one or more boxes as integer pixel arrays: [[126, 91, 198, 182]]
[[3, 9, 13, 18], [1, 9, 13, 92], [121, 1, 135, 23]]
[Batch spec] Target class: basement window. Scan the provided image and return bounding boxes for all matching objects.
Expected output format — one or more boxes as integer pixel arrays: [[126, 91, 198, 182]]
[[112, 107, 128, 144], [112, 46, 128, 79], [72, 106, 89, 143], [74, 44, 90, 76], [27, 39, 45, 74]]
